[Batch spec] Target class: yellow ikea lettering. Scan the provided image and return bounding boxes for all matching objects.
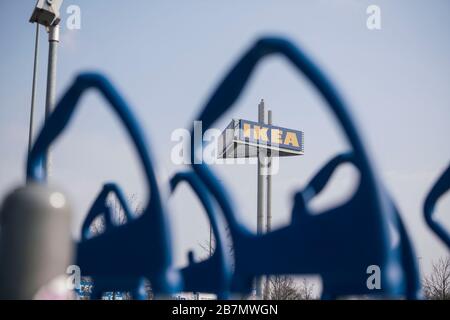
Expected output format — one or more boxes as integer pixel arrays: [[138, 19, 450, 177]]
[[253, 125, 269, 142], [243, 123, 251, 139], [284, 132, 299, 147], [271, 129, 283, 144]]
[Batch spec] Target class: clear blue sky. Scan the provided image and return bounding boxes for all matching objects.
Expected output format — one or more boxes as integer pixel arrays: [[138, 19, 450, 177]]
[[0, 0, 449, 281]]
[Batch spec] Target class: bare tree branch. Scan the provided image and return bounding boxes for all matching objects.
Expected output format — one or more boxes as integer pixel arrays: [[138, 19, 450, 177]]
[[85, 192, 144, 300], [268, 276, 316, 300], [423, 256, 450, 300]]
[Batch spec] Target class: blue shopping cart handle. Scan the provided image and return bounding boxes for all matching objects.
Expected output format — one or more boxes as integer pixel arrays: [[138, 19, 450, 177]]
[[191, 37, 382, 235], [81, 172, 233, 299], [81, 183, 135, 241], [190, 36, 420, 298], [170, 171, 233, 299], [27, 72, 181, 295], [424, 163, 450, 249]]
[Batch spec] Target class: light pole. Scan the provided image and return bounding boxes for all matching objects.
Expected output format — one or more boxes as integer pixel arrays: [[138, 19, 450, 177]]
[[43, 23, 60, 177], [27, 23, 40, 155], [29, 0, 64, 179]]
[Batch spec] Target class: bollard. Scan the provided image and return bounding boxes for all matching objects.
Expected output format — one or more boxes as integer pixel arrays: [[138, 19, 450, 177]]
[[0, 183, 73, 299]]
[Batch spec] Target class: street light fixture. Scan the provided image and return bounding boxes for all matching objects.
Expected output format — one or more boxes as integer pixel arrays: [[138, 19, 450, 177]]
[[29, 0, 63, 27]]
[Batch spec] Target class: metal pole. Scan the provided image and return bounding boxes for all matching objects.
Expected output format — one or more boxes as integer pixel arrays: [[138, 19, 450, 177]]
[[266, 110, 272, 233], [256, 99, 267, 298], [44, 24, 60, 179], [263, 109, 273, 300], [28, 24, 40, 155]]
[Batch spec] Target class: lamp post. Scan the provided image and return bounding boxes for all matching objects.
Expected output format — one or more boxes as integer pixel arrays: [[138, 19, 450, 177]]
[[43, 23, 60, 178], [27, 23, 40, 155], [29, 0, 64, 179]]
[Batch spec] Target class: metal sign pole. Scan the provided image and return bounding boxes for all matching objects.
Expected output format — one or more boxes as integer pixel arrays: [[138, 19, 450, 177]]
[[263, 109, 273, 300], [217, 99, 304, 299], [266, 109, 272, 234], [256, 99, 267, 298]]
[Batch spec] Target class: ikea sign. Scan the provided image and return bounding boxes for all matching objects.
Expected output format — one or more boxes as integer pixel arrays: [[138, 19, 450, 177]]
[[217, 119, 304, 158], [239, 119, 304, 154]]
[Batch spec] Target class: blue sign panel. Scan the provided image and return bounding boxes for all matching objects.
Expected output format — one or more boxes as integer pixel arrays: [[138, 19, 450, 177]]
[[237, 119, 304, 154]]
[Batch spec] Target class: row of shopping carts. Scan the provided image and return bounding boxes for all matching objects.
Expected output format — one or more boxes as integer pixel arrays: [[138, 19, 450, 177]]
[[0, 36, 448, 300]]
